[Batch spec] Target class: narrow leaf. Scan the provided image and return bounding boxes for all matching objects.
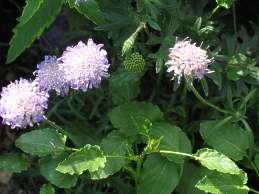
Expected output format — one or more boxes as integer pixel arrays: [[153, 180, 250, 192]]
[[7, 0, 63, 63]]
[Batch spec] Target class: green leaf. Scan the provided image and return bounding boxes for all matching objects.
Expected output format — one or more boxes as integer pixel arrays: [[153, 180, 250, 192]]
[[15, 128, 67, 157], [200, 121, 250, 161], [67, 0, 104, 25], [56, 145, 106, 175], [196, 171, 249, 194], [146, 19, 161, 31], [195, 148, 241, 175], [90, 131, 128, 179], [151, 122, 192, 163], [7, 0, 63, 63], [109, 101, 163, 137], [216, 0, 235, 9], [177, 163, 207, 194], [40, 184, 55, 194], [18, 0, 44, 26], [0, 153, 30, 173], [39, 155, 78, 188], [138, 154, 180, 194], [109, 71, 140, 105]]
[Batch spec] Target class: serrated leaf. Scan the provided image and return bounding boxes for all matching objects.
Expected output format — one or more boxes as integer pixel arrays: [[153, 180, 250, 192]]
[[18, 0, 44, 26], [15, 128, 66, 157], [151, 122, 192, 163], [109, 101, 163, 137], [39, 155, 78, 188], [138, 154, 180, 194], [200, 121, 250, 161], [40, 184, 55, 194], [195, 148, 241, 174], [67, 0, 104, 25], [196, 171, 249, 194], [109, 71, 140, 105], [0, 153, 30, 173], [90, 131, 128, 179], [56, 145, 106, 175], [7, 0, 63, 63]]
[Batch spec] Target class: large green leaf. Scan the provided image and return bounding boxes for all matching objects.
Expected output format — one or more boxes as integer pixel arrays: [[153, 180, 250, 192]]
[[138, 154, 180, 194], [39, 155, 77, 189], [109, 102, 163, 137], [109, 71, 141, 105], [7, 0, 63, 63], [90, 131, 128, 179], [195, 148, 241, 175], [177, 163, 207, 194], [67, 0, 104, 25], [196, 171, 249, 194], [151, 122, 192, 163], [56, 145, 106, 175], [200, 120, 250, 161], [0, 153, 30, 173], [15, 128, 66, 157], [40, 184, 55, 194]]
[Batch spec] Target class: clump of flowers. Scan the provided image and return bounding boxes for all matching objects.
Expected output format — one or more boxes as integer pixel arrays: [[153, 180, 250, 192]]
[[58, 39, 110, 91], [0, 79, 49, 128], [123, 52, 146, 73], [34, 56, 69, 96], [166, 38, 212, 82]]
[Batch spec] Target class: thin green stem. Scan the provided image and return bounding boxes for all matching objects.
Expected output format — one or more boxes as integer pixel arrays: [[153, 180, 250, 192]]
[[136, 154, 144, 184], [250, 188, 259, 194], [159, 150, 194, 159], [190, 84, 231, 115], [106, 155, 134, 161], [210, 5, 220, 18], [44, 117, 67, 134], [232, 2, 238, 43], [250, 161, 259, 178]]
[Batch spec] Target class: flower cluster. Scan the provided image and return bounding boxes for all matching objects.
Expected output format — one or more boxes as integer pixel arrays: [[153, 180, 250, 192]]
[[166, 38, 212, 82], [0, 79, 48, 128], [59, 39, 110, 91], [0, 39, 110, 128]]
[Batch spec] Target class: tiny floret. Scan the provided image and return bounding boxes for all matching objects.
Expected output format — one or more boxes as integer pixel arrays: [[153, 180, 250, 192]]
[[58, 39, 110, 91], [166, 38, 212, 82], [34, 56, 69, 96], [0, 79, 49, 128]]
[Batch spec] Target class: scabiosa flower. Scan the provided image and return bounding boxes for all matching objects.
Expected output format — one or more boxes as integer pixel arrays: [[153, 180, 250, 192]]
[[0, 79, 49, 128], [34, 56, 69, 96], [166, 38, 212, 82], [58, 39, 110, 91]]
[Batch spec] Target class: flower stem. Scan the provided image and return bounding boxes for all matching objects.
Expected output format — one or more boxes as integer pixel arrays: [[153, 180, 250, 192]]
[[250, 188, 259, 194], [190, 84, 231, 115], [44, 116, 67, 134]]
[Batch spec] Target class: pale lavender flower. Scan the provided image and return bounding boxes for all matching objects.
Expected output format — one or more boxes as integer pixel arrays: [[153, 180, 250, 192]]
[[0, 79, 48, 128], [58, 39, 110, 91], [166, 38, 212, 82], [75, 0, 88, 5], [34, 56, 69, 96]]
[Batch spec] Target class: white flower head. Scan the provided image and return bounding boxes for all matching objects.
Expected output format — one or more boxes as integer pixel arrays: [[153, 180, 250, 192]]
[[0, 79, 49, 128], [34, 56, 69, 96], [166, 38, 212, 82]]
